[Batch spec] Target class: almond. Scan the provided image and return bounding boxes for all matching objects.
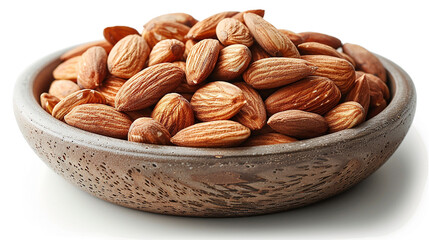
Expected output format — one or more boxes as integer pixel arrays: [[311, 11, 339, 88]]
[[128, 117, 171, 145], [142, 21, 190, 48], [40, 93, 60, 114], [356, 71, 390, 108], [211, 44, 252, 81], [216, 18, 254, 47], [95, 75, 126, 106], [298, 42, 344, 58], [243, 57, 317, 89], [301, 55, 355, 95], [148, 39, 185, 66], [52, 89, 106, 120], [241, 132, 296, 146], [60, 40, 113, 61], [278, 29, 304, 46], [77, 46, 108, 89], [151, 93, 195, 135], [52, 56, 81, 81], [298, 32, 342, 49], [268, 110, 328, 139], [186, 11, 238, 40], [367, 100, 387, 119], [190, 81, 246, 122], [265, 76, 341, 115], [172, 61, 202, 93], [170, 120, 251, 147], [64, 103, 132, 139], [185, 39, 221, 85], [342, 43, 386, 82], [324, 101, 365, 133], [124, 108, 153, 121], [103, 26, 140, 45], [233, 82, 266, 130], [107, 35, 150, 79], [232, 9, 265, 23], [115, 63, 185, 111], [345, 74, 370, 114], [49, 80, 81, 100], [249, 43, 270, 62], [183, 39, 197, 60], [339, 52, 356, 67], [243, 13, 299, 57], [144, 13, 198, 28]]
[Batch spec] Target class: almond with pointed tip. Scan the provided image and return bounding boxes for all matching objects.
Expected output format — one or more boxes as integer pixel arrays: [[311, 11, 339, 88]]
[[148, 39, 185, 66], [265, 76, 341, 115], [356, 71, 390, 107], [211, 44, 252, 81], [144, 13, 198, 28], [40, 93, 60, 114], [298, 32, 342, 49], [298, 42, 344, 58], [107, 35, 150, 79], [60, 40, 113, 61], [186, 11, 238, 40], [103, 26, 139, 45], [49, 79, 81, 100], [115, 63, 185, 111], [65, 104, 132, 139], [243, 13, 299, 57], [142, 21, 190, 48], [243, 57, 318, 89], [345, 74, 370, 114], [301, 55, 355, 95], [151, 93, 195, 135], [232, 9, 265, 23], [324, 101, 365, 133], [242, 133, 296, 146], [95, 75, 126, 106], [191, 81, 246, 122], [171, 120, 251, 147], [77, 46, 107, 89], [53, 56, 81, 81], [216, 18, 253, 47], [185, 39, 221, 85], [249, 43, 270, 62], [278, 29, 304, 46], [233, 82, 266, 130], [128, 117, 171, 145], [52, 89, 106, 120]]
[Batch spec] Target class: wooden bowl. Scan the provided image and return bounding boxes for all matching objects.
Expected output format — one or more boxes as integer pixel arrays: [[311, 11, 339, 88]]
[[13, 47, 416, 217]]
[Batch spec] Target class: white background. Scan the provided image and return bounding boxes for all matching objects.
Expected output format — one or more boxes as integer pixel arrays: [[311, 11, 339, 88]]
[[1, 0, 428, 239]]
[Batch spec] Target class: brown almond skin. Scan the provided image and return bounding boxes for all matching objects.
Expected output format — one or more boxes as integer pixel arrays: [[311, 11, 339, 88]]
[[124, 108, 153, 121], [53, 56, 81, 81], [49, 80, 81, 100], [185, 39, 221, 85], [186, 11, 238, 40], [40, 93, 60, 114], [52, 89, 106, 120], [211, 44, 252, 81], [60, 40, 113, 61], [216, 18, 254, 47], [95, 75, 126, 106], [191, 81, 246, 122], [301, 55, 355, 95], [233, 82, 266, 130], [298, 32, 342, 49], [243, 57, 318, 89], [142, 21, 190, 48], [148, 39, 185, 66], [345, 74, 371, 114], [103, 26, 140, 45], [115, 63, 185, 111], [244, 13, 299, 58], [250, 43, 270, 62], [278, 29, 304, 46], [183, 39, 197, 60], [77, 46, 107, 89], [268, 110, 328, 139], [128, 117, 171, 145], [107, 35, 150, 79], [339, 52, 356, 67], [324, 101, 365, 133], [151, 93, 195, 136], [265, 76, 341, 115], [342, 43, 386, 82], [232, 9, 265, 23], [64, 104, 132, 139], [356, 71, 390, 108], [242, 133, 297, 146], [144, 13, 198, 28], [298, 42, 344, 58], [367, 99, 387, 120], [170, 120, 251, 147]]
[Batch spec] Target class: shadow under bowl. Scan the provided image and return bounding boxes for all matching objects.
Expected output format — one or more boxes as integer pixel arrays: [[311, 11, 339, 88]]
[[13, 47, 416, 217]]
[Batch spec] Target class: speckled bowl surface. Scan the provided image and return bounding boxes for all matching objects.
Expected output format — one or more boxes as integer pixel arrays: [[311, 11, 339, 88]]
[[13, 47, 416, 217]]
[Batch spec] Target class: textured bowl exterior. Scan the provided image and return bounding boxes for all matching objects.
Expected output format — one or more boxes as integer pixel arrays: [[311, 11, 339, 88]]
[[13, 47, 416, 217]]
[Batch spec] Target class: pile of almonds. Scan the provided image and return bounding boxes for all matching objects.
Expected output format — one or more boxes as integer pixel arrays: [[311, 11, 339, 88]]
[[40, 10, 390, 148]]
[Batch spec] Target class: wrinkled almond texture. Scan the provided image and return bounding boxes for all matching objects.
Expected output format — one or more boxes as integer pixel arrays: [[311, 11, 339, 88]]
[[185, 39, 221, 85], [60, 40, 112, 61], [40, 93, 60, 114], [142, 22, 190, 48], [128, 117, 171, 145], [250, 43, 270, 62], [53, 56, 81, 81], [186, 11, 238, 40], [103, 26, 139, 45], [242, 133, 296, 146], [95, 75, 126, 106], [232, 9, 265, 23], [52, 89, 106, 120], [278, 29, 304, 46], [216, 18, 254, 47], [49, 80, 81, 100], [211, 44, 252, 81], [170, 120, 251, 147], [148, 39, 185, 66], [298, 42, 343, 58], [324, 101, 365, 133], [345, 74, 370, 114], [77, 46, 107, 89], [298, 32, 342, 49], [233, 82, 266, 130]]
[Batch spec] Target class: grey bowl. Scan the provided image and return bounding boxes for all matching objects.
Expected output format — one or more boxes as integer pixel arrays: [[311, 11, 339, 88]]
[[13, 47, 416, 217]]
